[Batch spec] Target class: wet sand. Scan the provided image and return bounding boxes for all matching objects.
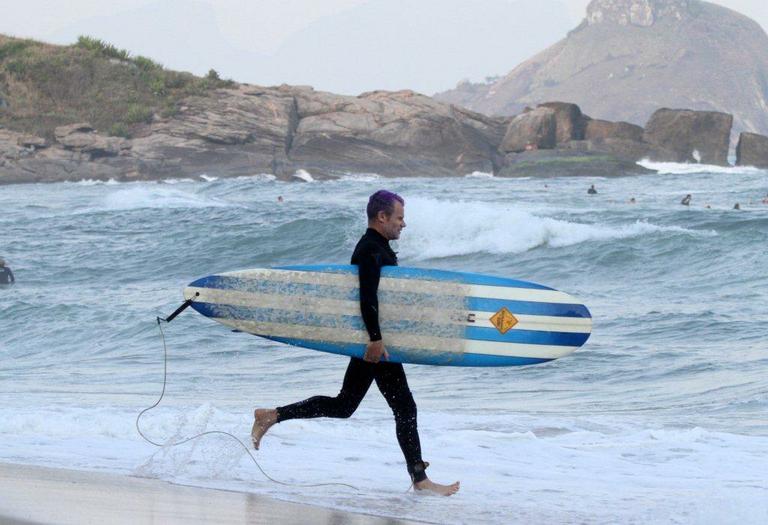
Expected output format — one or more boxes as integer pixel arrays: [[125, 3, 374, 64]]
[[0, 462, 421, 525]]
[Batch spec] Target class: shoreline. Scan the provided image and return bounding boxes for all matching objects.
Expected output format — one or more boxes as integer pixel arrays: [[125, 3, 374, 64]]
[[0, 462, 424, 525]]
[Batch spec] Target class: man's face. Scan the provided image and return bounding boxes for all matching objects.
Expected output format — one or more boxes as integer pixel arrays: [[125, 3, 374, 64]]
[[378, 201, 406, 240]]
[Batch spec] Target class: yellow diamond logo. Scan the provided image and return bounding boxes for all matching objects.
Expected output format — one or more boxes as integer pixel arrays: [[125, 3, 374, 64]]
[[490, 307, 517, 334]]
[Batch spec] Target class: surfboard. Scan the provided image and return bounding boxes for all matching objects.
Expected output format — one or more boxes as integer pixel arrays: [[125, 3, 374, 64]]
[[184, 265, 592, 367]]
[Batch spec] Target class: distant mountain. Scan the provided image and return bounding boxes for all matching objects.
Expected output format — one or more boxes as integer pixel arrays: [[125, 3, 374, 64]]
[[50, 0, 575, 96], [434, 0, 768, 136]]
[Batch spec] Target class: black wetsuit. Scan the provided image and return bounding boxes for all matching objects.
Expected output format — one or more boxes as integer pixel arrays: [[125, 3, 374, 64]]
[[276, 228, 427, 482], [0, 267, 14, 285]]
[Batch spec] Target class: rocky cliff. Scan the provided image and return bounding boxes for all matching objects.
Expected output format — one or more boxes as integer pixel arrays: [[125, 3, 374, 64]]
[[0, 84, 506, 183], [434, 0, 768, 138]]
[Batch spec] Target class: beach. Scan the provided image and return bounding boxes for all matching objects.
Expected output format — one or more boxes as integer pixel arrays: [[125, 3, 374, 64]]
[[0, 462, 420, 525], [1, 169, 767, 523]]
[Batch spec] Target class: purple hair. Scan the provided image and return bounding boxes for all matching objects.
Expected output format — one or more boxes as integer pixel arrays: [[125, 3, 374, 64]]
[[367, 190, 404, 220]]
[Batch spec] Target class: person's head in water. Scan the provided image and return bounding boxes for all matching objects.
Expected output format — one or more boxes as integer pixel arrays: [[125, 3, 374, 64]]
[[0, 257, 5, 267], [367, 190, 405, 241]]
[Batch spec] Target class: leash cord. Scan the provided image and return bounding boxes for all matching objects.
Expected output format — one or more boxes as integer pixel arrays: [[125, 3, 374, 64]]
[[135, 315, 359, 492]]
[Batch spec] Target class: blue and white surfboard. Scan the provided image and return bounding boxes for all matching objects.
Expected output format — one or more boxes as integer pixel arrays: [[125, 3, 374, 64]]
[[184, 265, 591, 367]]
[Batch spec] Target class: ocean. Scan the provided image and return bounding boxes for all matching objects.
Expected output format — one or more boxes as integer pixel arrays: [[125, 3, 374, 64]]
[[1, 162, 767, 524]]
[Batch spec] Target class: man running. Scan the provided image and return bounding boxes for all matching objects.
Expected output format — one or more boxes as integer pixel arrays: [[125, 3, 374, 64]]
[[251, 190, 459, 496]]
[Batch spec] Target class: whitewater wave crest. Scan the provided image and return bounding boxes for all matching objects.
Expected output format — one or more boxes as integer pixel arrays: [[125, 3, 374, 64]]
[[638, 159, 767, 175], [399, 197, 714, 259]]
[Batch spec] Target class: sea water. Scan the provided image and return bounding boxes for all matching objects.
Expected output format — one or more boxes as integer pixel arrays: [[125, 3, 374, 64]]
[[1, 164, 767, 524]]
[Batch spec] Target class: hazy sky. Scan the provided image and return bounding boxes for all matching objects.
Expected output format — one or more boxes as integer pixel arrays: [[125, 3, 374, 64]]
[[1, 0, 767, 94]]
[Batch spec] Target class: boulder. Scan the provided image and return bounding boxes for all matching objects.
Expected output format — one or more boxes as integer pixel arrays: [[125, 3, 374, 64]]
[[500, 107, 556, 153], [538, 102, 586, 143], [643, 109, 732, 165], [17, 135, 48, 149], [584, 119, 643, 141], [288, 88, 504, 177], [735, 132, 768, 167]]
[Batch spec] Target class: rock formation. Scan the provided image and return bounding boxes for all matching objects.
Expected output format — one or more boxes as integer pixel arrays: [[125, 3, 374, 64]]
[[736, 132, 768, 168], [643, 109, 732, 165], [435, 0, 768, 139], [584, 119, 643, 142], [499, 107, 556, 153], [496, 102, 736, 175], [1, 86, 507, 183]]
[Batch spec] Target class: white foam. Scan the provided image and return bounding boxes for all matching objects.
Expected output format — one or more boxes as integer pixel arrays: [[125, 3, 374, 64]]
[[199, 174, 219, 182], [101, 186, 232, 210], [1, 404, 766, 524], [71, 178, 121, 186], [400, 197, 714, 260], [160, 178, 196, 185], [293, 169, 315, 182], [464, 171, 494, 178], [337, 173, 381, 182], [638, 159, 766, 175]]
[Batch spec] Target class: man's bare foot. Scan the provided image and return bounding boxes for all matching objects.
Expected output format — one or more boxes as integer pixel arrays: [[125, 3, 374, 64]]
[[414, 478, 460, 496], [251, 408, 277, 450]]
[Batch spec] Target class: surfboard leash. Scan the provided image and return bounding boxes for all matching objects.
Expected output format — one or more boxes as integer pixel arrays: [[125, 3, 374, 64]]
[[135, 296, 359, 492]]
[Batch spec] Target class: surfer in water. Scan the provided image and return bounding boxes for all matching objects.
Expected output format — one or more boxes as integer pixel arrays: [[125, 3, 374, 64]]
[[0, 257, 14, 285], [251, 190, 460, 496]]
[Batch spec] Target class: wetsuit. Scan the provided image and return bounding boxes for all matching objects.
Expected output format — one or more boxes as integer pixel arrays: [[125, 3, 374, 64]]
[[0, 267, 14, 285], [276, 228, 427, 482]]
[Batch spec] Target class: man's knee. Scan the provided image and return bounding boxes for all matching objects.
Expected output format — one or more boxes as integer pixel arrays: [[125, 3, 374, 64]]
[[334, 391, 362, 418]]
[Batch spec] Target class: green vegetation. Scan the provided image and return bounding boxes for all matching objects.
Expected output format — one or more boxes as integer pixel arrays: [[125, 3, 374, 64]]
[[0, 34, 237, 139], [0, 39, 33, 61], [513, 155, 616, 167], [75, 35, 131, 61]]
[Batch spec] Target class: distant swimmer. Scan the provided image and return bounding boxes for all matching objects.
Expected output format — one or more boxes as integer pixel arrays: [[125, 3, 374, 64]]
[[250, 190, 460, 496], [0, 258, 14, 285], [629, 197, 636, 204], [587, 184, 597, 195], [277, 195, 284, 203], [681, 194, 692, 206], [733, 202, 741, 210]]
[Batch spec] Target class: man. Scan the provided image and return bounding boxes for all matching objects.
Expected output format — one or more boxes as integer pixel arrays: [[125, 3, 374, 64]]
[[251, 190, 459, 496], [681, 194, 692, 206], [0, 258, 14, 285], [587, 184, 597, 195]]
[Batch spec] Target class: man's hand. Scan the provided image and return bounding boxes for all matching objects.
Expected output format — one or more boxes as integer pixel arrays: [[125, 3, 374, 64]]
[[363, 339, 389, 363]]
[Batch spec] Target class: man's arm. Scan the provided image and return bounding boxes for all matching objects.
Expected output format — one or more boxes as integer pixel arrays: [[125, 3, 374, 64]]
[[358, 252, 389, 362], [8, 268, 14, 283]]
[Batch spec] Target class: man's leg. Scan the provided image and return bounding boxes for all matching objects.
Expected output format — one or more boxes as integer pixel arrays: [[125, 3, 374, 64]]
[[374, 363, 460, 496], [251, 357, 375, 449]]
